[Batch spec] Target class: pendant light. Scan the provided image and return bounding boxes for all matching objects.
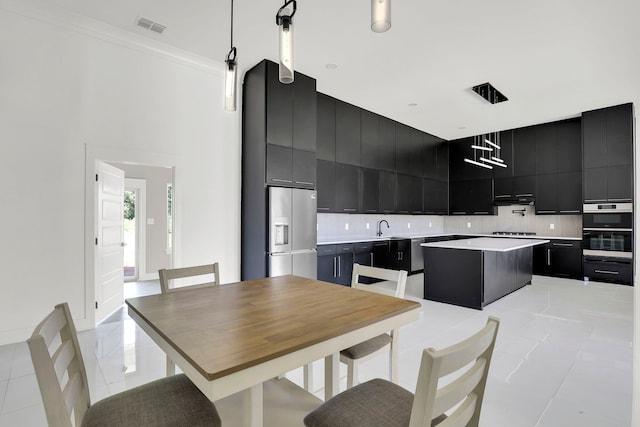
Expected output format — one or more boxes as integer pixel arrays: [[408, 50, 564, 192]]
[[224, 0, 237, 111], [276, 0, 297, 84], [371, 0, 391, 33]]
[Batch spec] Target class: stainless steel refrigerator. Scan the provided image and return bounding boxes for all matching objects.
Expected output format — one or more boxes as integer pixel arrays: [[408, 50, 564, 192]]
[[268, 187, 317, 279]]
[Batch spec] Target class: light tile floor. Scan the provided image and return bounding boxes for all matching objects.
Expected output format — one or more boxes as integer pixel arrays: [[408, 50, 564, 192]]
[[0, 275, 632, 426]]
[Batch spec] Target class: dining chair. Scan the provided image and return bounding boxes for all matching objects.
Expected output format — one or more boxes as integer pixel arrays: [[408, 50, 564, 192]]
[[158, 262, 220, 293], [341, 263, 408, 388], [303, 316, 500, 427], [28, 303, 221, 427], [159, 262, 220, 375]]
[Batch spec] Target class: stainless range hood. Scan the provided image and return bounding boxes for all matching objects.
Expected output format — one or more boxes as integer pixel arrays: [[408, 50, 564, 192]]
[[493, 195, 535, 206]]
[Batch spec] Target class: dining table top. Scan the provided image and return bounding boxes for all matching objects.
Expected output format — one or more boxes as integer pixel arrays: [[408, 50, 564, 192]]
[[125, 275, 421, 382]]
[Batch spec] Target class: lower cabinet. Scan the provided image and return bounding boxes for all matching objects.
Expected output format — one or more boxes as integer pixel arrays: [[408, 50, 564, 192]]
[[533, 240, 582, 279], [317, 244, 353, 286], [385, 239, 411, 272], [583, 257, 632, 285]]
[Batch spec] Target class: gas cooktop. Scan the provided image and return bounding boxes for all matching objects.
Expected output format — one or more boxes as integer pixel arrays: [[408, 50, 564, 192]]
[[492, 231, 537, 236]]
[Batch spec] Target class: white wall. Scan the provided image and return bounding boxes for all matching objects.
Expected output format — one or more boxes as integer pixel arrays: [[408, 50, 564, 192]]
[[0, 1, 241, 344]]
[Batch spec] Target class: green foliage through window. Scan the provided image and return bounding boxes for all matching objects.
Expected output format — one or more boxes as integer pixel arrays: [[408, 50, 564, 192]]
[[124, 191, 135, 220]]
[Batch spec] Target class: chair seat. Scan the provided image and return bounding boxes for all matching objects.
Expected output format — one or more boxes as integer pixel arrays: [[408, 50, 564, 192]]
[[340, 333, 392, 360], [81, 374, 221, 427], [304, 378, 446, 427]]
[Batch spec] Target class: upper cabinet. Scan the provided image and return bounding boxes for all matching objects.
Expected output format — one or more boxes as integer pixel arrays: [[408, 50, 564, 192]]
[[378, 117, 396, 172], [317, 93, 336, 161], [449, 138, 493, 182], [335, 100, 361, 166], [582, 103, 634, 202], [513, 127, 536, 177], [360, 110, 380, 170]]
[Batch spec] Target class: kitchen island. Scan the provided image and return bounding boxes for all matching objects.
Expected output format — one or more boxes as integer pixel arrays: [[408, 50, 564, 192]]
[[421, 237, 548, 309]]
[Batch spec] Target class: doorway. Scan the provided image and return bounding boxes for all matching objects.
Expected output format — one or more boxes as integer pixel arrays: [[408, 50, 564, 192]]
[[123, 178, 147, 282]]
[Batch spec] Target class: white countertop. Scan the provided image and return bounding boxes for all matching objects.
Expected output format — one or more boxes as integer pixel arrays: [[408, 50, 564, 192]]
[[421, 237, 549, 252], [318, 233, 579, 245]]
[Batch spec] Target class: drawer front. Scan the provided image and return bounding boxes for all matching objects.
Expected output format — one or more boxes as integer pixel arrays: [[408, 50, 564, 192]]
[[583, 260, 632, 284], [317, 245, 337, 256], [549, 239, 581, 249], [353, 242, 374, 254], [337, 243, 354, 254]]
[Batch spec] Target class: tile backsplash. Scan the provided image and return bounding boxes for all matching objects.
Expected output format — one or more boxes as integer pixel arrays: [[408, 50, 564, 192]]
[[317, 206, 582, 241]]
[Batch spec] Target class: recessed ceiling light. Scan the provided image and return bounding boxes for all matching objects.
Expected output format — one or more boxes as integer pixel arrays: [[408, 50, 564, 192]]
[[325, 63, 338, 70], [458, 126, 467, 129], [408, 103, 418, 107]]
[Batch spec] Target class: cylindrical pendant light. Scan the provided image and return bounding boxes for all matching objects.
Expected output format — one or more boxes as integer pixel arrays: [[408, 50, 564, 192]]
[[276, 0, 297, 84], [371, 0, 391, 33], [224, 47, 237, 112], [224, 0, 237, 112]]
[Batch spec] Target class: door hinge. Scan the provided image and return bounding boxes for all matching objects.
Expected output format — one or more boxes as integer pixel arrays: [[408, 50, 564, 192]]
[[95, 174, 98, 182], [95, 237, 98, 245], [95, 301, 98, 309]]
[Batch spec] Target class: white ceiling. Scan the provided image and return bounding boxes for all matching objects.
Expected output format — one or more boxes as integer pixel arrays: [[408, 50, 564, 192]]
[[38, 0, 640, 140]]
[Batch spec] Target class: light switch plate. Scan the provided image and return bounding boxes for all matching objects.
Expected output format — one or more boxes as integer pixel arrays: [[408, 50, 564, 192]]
[[147, 218, 154, 225], [550, 223, 555, 230], [467, 222, 471, 228]]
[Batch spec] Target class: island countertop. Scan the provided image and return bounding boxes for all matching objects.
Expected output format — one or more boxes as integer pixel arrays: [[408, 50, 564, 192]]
[[421, 237, 549, 252]]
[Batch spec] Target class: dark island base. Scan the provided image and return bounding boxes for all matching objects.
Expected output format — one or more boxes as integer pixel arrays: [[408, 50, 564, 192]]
[[423, 246, 533, 309]]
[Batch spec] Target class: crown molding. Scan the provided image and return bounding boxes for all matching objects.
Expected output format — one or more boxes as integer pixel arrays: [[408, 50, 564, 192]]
[[0, 0, 224, 74]]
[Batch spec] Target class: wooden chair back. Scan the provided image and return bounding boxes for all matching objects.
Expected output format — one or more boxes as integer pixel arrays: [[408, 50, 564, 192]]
[[351, 263, 408, 298], [28, 303, 90, 427], [409, 316, 500, 427], [159, 262, 220, 293]]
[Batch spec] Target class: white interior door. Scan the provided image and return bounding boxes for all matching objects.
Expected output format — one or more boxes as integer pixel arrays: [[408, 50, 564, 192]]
[[96, 162, 125, 323]]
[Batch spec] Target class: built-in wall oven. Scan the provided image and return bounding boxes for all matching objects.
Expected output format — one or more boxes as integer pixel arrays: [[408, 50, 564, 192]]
[[582, 203, 633, 285]]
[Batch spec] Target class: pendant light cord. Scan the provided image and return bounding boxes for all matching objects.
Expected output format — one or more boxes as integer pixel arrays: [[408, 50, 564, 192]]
[[230, 0, 234, 50]]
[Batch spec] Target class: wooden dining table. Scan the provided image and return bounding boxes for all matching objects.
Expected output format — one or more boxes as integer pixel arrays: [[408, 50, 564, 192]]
[[125, 274, 421, 427]]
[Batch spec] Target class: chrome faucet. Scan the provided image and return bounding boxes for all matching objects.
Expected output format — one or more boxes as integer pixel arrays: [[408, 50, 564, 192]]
[[377, 220, 390, 237]]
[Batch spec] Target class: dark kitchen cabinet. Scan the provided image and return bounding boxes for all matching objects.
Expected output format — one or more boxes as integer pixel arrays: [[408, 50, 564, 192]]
[[378, 117, 396, 172], [360, 110, 380, 170], [335, 163, 360, 213], [583, 258, 632, 285], [316, 93, 336, 161], [435, 140, 449, 181], [556, 119, 582, 173], [582, 103, 633, 202], [450, 179, 494, 215], [536, 172, 581, 214], [494, 177, 514, 200], [316, 160, 335, 212], [423, 136, 449, 181], [265, 60, 316, 152], [513, 127, 536, 176], [395, 123, 413, 175], [360, 168, 379, 214], [533, 240, 582, 279], [557, 172, 582, 213], [266, 145, 315, 189], [583, 165, 633, 203], [317, 244, 353, 286], [492, 131, 513, 179], [535, 123, 558, 175], [423, 179, 448, 215], [379, 171, 397, 213], [397, 174, 422, 214], [266, 143, 293, 186], [494, 175, 535, 200], [386, 239, 411, 272], [409, 128, 424, 177], [335, 100, 361, 166]]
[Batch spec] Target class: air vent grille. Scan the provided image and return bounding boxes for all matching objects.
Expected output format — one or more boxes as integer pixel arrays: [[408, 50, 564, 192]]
[[472, 82, 508, 104], [136, 17, 167, 34]]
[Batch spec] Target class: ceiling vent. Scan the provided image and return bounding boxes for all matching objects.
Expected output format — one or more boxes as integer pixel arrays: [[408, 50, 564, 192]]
[[136, 17, 167, 34], [472, 82, 508, 104]]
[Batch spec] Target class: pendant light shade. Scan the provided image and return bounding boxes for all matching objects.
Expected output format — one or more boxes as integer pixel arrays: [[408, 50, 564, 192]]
[[371, 0, 391, 33], [224, 0, 237, 112], [276, 0, 297, 84], [224, 48, 237, 112]]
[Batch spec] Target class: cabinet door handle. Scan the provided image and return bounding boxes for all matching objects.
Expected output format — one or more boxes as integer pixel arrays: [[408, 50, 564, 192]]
[[295, 181, 314, 186], [333, 257, 337, 277], [606, 198, 632, 202], [318, 207, 330, 211], [452, 212, 466, 215], [370, 253, 374, 266], [495, 194, 512, 198], [474, 211, 489, 214], [552, 243, 574, 247], [338, 257, 341, 277], [343, 208, 357, 212], [365, 209, 377, 212], [560, 210, 580, 213], [547, 249, 551, 266], [595, 269, 619, 275], [271, 178, 293, 183], [515, 193, 534, 197], [537, 210, 556, 214]]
